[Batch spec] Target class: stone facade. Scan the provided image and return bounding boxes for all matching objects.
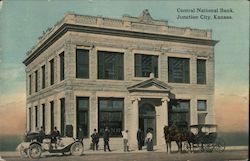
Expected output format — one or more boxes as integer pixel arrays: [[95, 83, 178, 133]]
[[23, 10, 217, 149]]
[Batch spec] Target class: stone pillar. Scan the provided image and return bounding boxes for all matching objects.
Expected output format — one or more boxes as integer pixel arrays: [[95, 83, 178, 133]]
[[190, 56, 197, 84], [65, 88, 76, 137], [156, 97, 169, 146], [190, 99, 197, 125], [129, 97, 140, 148]]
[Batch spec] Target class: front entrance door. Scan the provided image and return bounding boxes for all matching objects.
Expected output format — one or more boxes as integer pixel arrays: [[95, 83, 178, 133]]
[[139, 103, 156, 145]]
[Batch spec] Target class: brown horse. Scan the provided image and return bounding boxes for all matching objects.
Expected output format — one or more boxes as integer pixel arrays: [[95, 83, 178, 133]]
[[164, 125, 195, 153], [164, 125, 182, 153]]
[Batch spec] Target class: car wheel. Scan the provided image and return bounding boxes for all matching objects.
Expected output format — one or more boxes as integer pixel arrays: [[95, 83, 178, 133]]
[[70, 142, 83, 156], [28, 144, 42, 159]]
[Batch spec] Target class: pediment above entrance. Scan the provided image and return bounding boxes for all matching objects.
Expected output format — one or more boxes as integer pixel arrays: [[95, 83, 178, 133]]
[[127, 78, 172, 93]]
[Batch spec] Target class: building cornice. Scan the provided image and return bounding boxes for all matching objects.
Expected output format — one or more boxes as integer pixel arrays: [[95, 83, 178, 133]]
[[23, 23, 218, 66]]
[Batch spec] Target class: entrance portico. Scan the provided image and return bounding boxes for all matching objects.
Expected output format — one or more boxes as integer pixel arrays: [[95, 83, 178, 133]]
[[127, 77, 171, 146]]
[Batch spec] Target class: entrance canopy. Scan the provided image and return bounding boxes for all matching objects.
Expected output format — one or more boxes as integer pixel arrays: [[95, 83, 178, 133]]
[[127, 77, 172, 97]]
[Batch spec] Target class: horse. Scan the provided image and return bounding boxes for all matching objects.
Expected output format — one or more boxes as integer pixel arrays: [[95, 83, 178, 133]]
[[164, 125, 182, 153], [164, 125, 195, 153]]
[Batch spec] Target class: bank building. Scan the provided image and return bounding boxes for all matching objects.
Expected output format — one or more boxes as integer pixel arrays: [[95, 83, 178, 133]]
[[23, 10, 218, 149]]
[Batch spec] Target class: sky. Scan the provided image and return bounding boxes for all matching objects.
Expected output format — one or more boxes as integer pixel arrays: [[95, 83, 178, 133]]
[[0, 0, 249, 135]]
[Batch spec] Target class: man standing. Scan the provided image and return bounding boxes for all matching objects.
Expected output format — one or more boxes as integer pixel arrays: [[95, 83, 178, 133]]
[[122, 130, 129, 152], [103, 127, 111, 152], [91, 129, 100, 150], [137, 129, 144, 150]]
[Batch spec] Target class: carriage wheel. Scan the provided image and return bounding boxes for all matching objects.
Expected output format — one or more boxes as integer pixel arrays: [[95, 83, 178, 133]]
[[204, 143, 214, 152], [214, 138, 225, 153], [198, 143, 205, 152], [70, 142, 83, 156], [28, 144, 42, 159], [183, 142, 191, 153]]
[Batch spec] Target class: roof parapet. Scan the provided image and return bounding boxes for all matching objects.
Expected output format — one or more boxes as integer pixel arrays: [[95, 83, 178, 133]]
[[25, 9, 213, 57]]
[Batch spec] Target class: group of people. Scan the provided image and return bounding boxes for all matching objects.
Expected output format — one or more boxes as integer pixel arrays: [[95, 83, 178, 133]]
[[36, 126, 61, 149], [36, 126, 155, 152], [88, 127, 154, 152]]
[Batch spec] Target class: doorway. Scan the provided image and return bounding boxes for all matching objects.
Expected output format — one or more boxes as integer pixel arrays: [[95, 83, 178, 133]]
[[139, 103, 156, 145]]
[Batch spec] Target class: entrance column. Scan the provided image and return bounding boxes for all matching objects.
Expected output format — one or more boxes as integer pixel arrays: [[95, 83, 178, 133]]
[[129, 97, 140, 148], [156, 97, 169, 146]]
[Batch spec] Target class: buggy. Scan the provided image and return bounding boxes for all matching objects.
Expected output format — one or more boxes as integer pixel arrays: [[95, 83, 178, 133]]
[[183, 124, 225, 153]]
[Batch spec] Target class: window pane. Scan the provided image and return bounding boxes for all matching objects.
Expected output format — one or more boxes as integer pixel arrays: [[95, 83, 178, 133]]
[[35, 106, 38, 128], [197, 59, 206, 84], [41, 65, 45, 89], [168, 100, 190, 130], [168, 57, 190, 83], [78, 98, 89, 111], [35, 70, 38, 92], [29, 75, 32, 95], [197, 100, 207, 111], [29, 107, 31, 131], [50, 101, 54, 132], [98, 98, 124, 137], [76, 49, 89, 78], [98, 51, 124, 80], [76, 97, 89, 138], [60, 98, 65, 136], [135, 54, 158, 77], [50, 59, 54, 85], [42, 104, 45, 133], [198, 113, 207, 124], [60, 52, 65, 81]]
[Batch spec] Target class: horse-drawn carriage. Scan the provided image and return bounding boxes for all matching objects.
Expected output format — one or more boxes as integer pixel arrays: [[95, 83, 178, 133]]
[[183, 124, 225, 153], [164, 124, 225, 153]]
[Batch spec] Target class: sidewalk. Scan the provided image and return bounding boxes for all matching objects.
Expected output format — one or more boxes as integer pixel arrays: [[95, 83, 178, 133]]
[[0, 146, 248, 158]]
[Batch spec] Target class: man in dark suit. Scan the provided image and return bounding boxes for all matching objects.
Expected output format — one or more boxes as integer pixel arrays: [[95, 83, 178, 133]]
[[103, 127, 111, 152], [137, 129, 144, 150]]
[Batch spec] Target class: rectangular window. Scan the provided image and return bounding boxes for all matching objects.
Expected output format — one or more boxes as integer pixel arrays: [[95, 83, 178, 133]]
[[35, 106, 38, 128], [41, 65, 46, 89], [42, 104, 45, 132], [168, 57, 190, 83], [29, 75, 32, 95], [35, 70, 38, 92], [60, 98, 65, 136], [29, 107, 31, 131], [168, 100, 190, 131], [98, 98, 124, 137], [198, 113, 207, 124], [60, 52, 65, 81], [50, 59, 54, 85], [98, 51, 124, 80], [197, 59, 206, 84], [76, 49, 89, 78], [135, 54, 158, 77], [197, 100, 207, 111], [76, 97, 89, 138], [50, 101, 54, 132]]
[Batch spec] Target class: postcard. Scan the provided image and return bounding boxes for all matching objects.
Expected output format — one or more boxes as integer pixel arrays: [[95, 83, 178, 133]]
[[0, 1, 248, 160]]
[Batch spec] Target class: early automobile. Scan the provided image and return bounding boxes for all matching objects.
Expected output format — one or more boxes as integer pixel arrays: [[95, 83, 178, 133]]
[[17, 125, 84, 159]]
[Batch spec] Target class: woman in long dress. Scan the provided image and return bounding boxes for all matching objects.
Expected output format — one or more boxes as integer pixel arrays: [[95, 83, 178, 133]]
[[145, 130, 153, 151]]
